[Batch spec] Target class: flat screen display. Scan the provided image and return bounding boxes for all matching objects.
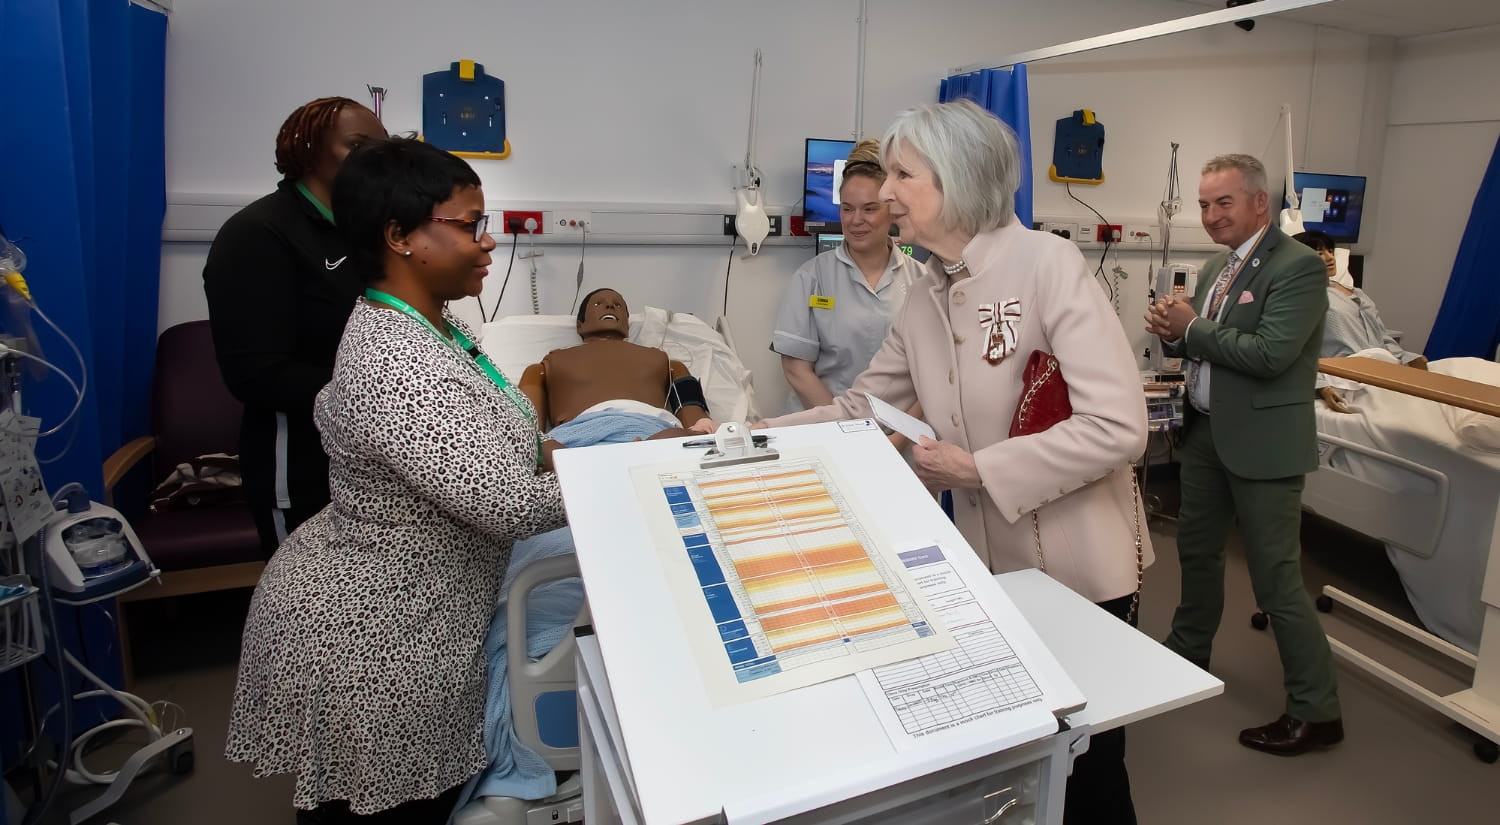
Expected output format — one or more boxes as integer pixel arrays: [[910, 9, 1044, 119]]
[[804, 138, 857, 226], [1290, 171, 1367, 244]]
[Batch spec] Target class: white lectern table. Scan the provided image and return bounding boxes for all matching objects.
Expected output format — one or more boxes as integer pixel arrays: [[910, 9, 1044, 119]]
[[555, 423, 1220, 824]]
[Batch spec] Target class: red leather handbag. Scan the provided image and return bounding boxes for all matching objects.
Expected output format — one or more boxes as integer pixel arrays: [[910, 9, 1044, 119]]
[[1009, 350, 1071, 437], [1007, 349, 1144, 622]]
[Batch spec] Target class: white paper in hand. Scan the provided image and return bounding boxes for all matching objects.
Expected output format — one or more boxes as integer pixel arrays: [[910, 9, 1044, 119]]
[[865, 393, 935, 443]]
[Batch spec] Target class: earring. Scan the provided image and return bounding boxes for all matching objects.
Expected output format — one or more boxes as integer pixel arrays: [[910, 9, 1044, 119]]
[[402, 250, 413, 257]]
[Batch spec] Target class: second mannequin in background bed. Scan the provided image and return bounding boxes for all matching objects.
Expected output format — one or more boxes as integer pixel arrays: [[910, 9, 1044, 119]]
[[770, 139, 926, 436], [1291, 229, 1427, 414]]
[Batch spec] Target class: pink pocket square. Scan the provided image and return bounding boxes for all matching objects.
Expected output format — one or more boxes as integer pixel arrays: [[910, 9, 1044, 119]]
[[1237, 291, 1256, 305]]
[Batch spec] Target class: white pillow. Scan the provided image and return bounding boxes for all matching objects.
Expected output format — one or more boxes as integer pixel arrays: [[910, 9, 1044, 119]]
[[478, 315, 639, 383], [1331, 248, 1354, 290], [477, 309, 756, 423], [1427, 357, 1500, 453], [633, 307, 757, 424]]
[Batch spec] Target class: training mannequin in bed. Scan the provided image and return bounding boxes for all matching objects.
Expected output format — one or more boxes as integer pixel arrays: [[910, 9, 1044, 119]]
[[1292, 231, 1427, 414], [519, 288, 717, 447]]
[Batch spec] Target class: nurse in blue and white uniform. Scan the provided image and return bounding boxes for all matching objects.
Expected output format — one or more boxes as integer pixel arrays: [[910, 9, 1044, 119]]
[[771, 139, 926, 419]]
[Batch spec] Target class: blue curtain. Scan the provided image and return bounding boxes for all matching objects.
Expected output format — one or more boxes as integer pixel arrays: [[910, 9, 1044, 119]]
[[1425, 133, 1500, 361], [0, 0, 166, 486], [0, 0, 166, 765], [939, 64, 1033, 228]]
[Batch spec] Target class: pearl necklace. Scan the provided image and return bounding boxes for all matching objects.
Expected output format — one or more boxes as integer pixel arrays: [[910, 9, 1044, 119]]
[[941, 258, 967, 275]]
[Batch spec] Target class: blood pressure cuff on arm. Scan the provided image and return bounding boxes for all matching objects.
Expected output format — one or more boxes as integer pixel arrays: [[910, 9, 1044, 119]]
[[667, 376, 709, 415]]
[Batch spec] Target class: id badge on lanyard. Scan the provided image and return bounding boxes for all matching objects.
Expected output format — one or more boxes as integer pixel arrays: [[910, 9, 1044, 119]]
[[364, 289, 543, 465]]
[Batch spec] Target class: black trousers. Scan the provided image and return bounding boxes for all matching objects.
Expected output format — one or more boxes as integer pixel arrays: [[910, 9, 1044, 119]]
[[295, 784, 464, 825], [240, 410, 332, 552], [1063, 592, 1139, 825]]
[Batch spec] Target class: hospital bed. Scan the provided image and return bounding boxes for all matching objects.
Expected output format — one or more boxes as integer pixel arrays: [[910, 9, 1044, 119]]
[[1301, 356, 1500, 762], [1303, 356, 1500, 654], [452, 309, 762, 824]]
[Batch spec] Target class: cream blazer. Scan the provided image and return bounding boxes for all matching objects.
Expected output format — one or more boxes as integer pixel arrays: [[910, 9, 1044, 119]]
[[764, 221, 1153, 602]]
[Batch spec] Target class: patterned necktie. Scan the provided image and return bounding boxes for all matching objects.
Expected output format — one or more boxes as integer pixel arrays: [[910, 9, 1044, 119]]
[[1186, 252, 1241, 411], [1205, 252, 1242, 322]]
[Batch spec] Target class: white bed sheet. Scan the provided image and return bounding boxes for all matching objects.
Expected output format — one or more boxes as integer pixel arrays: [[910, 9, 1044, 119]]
[[477, 307, 758, 425], [1310, 360, 1500, 653]]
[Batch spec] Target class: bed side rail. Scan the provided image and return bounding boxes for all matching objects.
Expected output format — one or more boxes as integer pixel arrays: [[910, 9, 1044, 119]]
[[1304, 434, 1449, 559], [506, 553, 589, 771]]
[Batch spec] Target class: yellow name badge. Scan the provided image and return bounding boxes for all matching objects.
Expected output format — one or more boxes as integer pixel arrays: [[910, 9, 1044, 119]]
[[809, 295, 835, 310]]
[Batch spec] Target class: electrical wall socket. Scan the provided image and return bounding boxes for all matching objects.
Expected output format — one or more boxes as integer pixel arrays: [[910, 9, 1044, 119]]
[[1042, 222, 1078, 241], [1076, 224, 1097, 243], [1098, 224, 1123, 243], [501, 210, 544, 234], [1124, 225, 1154, 243], [723, 214, 784, 237], [547, 210, 592, 234]]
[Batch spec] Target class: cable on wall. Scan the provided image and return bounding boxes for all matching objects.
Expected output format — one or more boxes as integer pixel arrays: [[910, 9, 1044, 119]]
[[723, 235, 737, 319], [1066, 182, 1115, 303], [484, 229, 521, 323], [571, 224, 589, 313]]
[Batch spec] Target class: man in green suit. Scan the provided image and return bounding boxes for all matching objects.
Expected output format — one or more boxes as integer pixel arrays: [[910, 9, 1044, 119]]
[[1145, 153, 1343, 756]]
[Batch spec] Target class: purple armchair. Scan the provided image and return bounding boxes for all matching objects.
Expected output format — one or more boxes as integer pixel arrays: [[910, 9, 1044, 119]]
[[103, 321, 266, 650]]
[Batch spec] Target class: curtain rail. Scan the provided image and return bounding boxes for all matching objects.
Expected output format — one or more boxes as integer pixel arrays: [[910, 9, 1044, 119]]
[[950, 0, 1332, 73]]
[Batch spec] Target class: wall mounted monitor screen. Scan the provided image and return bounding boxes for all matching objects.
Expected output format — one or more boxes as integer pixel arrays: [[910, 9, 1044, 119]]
[[804, 138, 857, 227], [1290, 171, 1367, 244]]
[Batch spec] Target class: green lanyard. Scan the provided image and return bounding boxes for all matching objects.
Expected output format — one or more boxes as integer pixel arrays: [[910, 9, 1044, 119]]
[[295, 182, 336, 224], [364, 289, 543, 465]]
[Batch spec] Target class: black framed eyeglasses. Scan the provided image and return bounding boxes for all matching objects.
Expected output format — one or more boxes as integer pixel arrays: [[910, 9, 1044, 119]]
[[428, 213, 490, 242]]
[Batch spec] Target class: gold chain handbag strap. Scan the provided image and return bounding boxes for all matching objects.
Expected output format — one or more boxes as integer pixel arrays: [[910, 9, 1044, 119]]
[[1030, 468, 1144, 625], [1014, 354, 1057, 433], [1127, 470, 1143, 625], [1031, 511, 1045, 572], [1023, 357, 1060, 574]]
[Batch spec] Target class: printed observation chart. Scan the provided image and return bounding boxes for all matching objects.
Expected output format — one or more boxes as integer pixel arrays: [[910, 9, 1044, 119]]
[[858, 545, 1054, 750], [632, 447, 953, 705]]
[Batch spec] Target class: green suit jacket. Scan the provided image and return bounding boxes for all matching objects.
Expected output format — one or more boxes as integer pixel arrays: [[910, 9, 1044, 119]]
[[1169, 224, 1328, 479]]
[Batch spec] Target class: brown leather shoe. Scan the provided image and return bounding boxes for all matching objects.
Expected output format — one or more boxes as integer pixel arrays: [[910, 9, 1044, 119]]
[[1239, 714, 1344, 756]]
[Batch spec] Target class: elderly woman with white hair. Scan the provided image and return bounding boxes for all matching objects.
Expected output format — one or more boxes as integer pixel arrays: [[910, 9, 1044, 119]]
[[755, 99, 1150, 824]]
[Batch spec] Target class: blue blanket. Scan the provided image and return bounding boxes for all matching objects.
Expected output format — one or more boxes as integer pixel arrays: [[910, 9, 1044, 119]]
[[549, 408, 672, 446], [451, 527, 584, 814]]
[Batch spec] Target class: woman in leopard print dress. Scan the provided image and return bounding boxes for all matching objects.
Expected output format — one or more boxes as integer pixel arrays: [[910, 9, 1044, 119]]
[[225, 138, 566, 823]]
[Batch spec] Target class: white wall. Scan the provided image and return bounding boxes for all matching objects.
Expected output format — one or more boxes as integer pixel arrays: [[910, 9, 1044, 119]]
[[159, 0, 1387, 407], [1014, 19, 1385, 363], [1363, 24, 1500, 354]]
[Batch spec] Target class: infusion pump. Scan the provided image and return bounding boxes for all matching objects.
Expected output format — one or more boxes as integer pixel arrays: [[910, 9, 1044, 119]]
[[1151, 263, 1198, 373], [1153, 263, 1198, 303]]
